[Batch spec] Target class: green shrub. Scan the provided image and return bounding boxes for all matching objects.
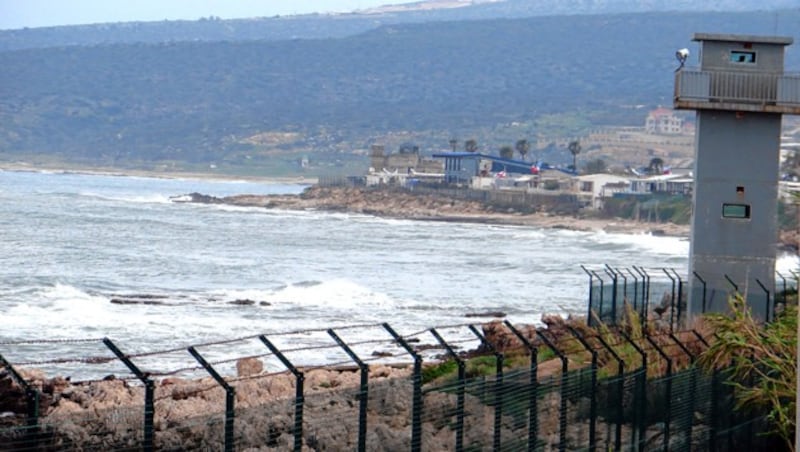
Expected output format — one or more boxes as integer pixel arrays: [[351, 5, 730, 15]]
[[698, 296, 797, 449], [422, 359, 459, 384]]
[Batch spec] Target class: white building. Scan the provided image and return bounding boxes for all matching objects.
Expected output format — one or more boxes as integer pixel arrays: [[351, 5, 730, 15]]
[[573, 174, 632, 209], [645, 107, 684, 134], [630, 173, 693, 195]]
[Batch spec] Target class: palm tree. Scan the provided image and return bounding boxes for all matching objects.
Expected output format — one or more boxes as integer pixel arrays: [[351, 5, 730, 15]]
[[648, 157, 664, 175], [568, 140, 581, 173], [449, 138, 458, 152], [464, 139, 478, 153], [499, 146, 514, 159], [515, 139, 530, 161]]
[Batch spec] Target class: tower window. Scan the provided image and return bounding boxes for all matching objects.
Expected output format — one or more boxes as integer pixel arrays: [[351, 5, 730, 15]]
[[722, 203, 751, 219], [730, 51, 756, 64]]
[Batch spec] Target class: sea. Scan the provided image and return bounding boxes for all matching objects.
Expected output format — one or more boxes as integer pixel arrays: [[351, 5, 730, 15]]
[[1, 169, 796, 379]]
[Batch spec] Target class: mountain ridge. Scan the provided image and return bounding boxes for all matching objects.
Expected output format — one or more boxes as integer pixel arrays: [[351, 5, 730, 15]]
[[1, 10, 799, 172], [0, 0, 796, 51]]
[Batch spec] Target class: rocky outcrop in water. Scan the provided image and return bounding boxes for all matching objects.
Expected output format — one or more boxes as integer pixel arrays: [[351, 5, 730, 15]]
[[171, 186, 693, 236]]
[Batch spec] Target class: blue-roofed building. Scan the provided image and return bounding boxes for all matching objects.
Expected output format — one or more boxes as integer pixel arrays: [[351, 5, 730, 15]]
[[432, 152, 544, 184]]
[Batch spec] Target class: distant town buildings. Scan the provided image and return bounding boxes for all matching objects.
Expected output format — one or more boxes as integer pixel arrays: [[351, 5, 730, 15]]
[[356, 125, 799, 213], [368, 145, 443, 175]]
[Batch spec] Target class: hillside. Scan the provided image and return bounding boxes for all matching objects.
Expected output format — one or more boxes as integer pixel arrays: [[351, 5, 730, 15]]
[[1, 10, 799, 174]]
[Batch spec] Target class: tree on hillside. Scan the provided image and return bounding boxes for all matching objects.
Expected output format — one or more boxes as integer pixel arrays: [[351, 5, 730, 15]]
[[449, 138, 458, 152], [399, 142, 419, 154], [648, 157, 664, 175], [465, 139, 478, 153], [583, 158, 607, 174], [515, 139, 530, 161], [499, 146, 514, 159], [568, 140, 582, 173]]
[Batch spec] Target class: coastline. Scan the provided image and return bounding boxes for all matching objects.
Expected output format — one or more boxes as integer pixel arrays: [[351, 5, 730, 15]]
[[0, 162, 698, 238], [177, 186, 692, 238]]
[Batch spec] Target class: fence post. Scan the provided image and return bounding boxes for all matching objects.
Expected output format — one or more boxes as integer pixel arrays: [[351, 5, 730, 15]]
[[0, 354, 40, 449], [604, 267, 619, 323], [645, 334, 673, 450], [503, 321, 538, 452], [535, 330, 568, 452], [776, 271, 787, 317], [383, 323, 423, 452], [328, 329, 369, 452], [103, 338, 154, 452], [593, 333, 625, 451], [566, 326, 598, 451], [723, 274, 739, 293], [259, 335, 304, 452], [581, 265, 595, 327], [187, 347, 235, 452], [662, 269, 677, 332], [592, 270, 606, 324], [620, 332, 647, 451], [468, 324, 504, 452], [616, 268, 629, 305], [607, 265, 626, 294], [429, 328, 466, 452], [670, 269, 684, 328], [710, 367, 720, 452], [693, 271, 707, 314], [627, 268, 640, 316], [634, 267, 651, 326], [755, 279, 771, 322]]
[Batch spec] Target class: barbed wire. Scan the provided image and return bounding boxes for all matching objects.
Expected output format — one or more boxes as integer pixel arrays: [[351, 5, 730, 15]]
[[326, 337, 395, 348], [116, 322, 387, 359], [12, 355, 117, 367], [0, 337, 104, 346], [404, 321, 477, 339]]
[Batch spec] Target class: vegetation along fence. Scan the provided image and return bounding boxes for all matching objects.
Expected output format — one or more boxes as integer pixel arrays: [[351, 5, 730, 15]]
[[0, 319, 781, 451], [583, 265, 799, 330]]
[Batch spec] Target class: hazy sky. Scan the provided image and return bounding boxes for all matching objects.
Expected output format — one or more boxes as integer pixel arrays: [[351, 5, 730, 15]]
[[0, 0, 419, 30]]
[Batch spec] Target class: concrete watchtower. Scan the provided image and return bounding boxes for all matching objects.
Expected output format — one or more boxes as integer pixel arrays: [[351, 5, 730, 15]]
[[674, 33, 800, 320]]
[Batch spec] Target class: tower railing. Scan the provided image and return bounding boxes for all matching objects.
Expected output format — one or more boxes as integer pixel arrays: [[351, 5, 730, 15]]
[[674, 69, 800, 113]]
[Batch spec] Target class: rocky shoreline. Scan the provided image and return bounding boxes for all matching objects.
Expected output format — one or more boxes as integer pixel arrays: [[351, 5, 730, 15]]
[[173, 185, 692, 237], [2, 307, 713, 451], [1, 315, 701, 450]]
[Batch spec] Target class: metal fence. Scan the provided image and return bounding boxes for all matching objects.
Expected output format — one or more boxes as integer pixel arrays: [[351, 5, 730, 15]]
[[584, 265, 799, 329], [0, 321, 782, 451]]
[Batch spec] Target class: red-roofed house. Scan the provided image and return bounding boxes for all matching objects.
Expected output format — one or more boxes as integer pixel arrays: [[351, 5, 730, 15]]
[[645, 107, 683, 134]]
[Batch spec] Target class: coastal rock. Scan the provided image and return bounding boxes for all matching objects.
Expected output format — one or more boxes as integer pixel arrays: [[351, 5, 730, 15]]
[[465, 310, 507, 318], [110, 298, 165, 305], [236, 358, 263, 378], [169, 192, 222, 204], [481, 320, 536, 353], [48, 398, 83, 418], [228, 299, 255, 306]]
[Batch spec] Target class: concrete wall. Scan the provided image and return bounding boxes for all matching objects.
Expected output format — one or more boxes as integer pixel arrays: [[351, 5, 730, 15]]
[[688, 110, 782, 319]]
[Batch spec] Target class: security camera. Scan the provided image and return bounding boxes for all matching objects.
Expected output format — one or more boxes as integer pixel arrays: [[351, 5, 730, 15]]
[[675, 48, 690, 71]]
